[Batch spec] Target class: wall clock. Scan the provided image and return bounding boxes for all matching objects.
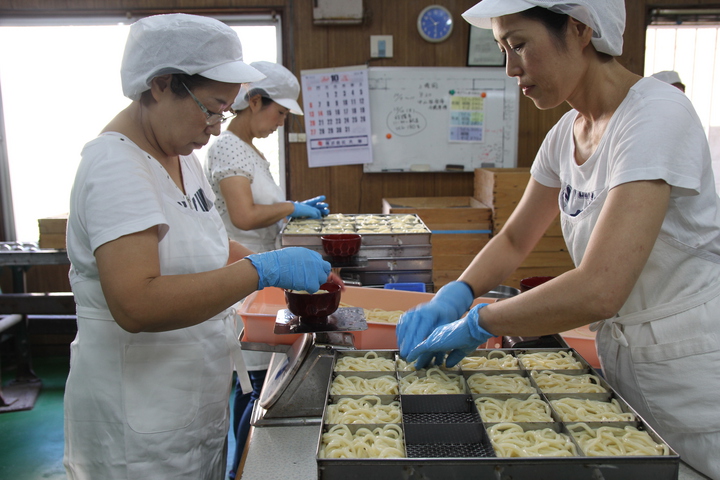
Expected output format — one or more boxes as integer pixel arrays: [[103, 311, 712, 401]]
[[417, 5, 454, 43]]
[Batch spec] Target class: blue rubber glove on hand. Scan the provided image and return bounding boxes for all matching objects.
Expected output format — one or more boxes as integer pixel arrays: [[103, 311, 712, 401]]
[[290, 202, 323, 219], [407, 303, 492, 369], [396, 281, 474, 361], [246, 247, 331, 292], [299, 195, 330, 217]]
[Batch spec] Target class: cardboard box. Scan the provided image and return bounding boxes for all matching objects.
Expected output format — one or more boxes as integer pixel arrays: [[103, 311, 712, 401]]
[[38, 214, 68, 249]]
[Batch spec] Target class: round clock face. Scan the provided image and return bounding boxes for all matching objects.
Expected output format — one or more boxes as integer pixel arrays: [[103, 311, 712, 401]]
[[417, 5, 454, 43]]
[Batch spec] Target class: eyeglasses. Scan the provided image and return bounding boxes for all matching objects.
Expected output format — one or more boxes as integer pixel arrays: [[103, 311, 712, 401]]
[[181, 82, 236, 126]]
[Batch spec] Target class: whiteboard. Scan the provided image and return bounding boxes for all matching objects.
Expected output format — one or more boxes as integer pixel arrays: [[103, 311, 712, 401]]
[[364, 67, 519, 172]]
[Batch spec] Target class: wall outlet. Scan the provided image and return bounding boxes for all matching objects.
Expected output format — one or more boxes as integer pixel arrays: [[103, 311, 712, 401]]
[[371, 35, 393, 58]]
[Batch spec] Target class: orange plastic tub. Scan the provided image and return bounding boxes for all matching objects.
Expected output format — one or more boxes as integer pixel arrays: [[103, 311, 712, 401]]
[[560, 324, 600, 369], [238, 286, 496, 349]]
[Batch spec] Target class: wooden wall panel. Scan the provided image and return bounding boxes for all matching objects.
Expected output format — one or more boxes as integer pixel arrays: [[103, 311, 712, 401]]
[[0, 0, 710, 292]]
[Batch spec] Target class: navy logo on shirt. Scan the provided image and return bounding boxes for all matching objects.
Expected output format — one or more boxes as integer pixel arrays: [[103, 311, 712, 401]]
[[178, 188, 213, 212], [562, 183, 596, 217]]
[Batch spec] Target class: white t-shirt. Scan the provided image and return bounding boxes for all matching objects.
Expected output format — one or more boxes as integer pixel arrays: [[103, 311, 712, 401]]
[[531, 77, 720, 311], [205, 130, 285, 254], [68, 132, 229, 309], [205, 130, 283, 370]]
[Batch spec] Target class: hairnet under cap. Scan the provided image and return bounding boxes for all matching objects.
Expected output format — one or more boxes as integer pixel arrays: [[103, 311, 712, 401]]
[[121, 13, 266, 101], [232, 61, 304, 115], [462, 0, 626, 57]]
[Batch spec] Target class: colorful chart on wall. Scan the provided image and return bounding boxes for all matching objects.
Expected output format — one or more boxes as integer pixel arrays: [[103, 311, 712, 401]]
[[364, 67, 519, 172]]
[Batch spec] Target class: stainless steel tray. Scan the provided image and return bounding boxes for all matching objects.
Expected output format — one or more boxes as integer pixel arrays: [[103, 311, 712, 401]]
[[339, 256, 432, 272], [316, 348, 680, 480], [281, 214, 432, 247]]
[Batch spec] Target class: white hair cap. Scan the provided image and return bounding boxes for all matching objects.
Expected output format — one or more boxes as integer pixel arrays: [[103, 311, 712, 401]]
[[462, 0, 626, 57], [232, 61, 303, 115], [121, 13, 265, 101], [652, 70, 683, 85]]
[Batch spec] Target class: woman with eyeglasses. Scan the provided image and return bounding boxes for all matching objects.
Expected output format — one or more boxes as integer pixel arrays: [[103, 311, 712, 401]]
[[63, 14, 333, 479], [203, 61, 329, 480]]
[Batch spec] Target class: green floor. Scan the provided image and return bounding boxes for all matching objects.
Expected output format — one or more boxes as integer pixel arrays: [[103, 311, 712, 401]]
[[0, 356, 237, 479], [0, 356, 68, 479]]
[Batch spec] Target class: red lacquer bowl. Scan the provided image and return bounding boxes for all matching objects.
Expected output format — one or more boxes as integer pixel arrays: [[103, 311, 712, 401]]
[[285, 282, 341, 321]]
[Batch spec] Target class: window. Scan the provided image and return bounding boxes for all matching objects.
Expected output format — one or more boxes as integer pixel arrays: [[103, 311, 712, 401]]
[[645, 19, 720, 195], [0, 15, 281, 242]]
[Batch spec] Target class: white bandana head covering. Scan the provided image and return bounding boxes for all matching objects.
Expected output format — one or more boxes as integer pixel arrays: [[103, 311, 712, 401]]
[[462, 0, 625, 56], [121, 13, 265, 101]]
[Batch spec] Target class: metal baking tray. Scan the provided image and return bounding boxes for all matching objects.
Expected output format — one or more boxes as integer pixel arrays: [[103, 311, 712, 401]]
[[292, 244, 434, 259], [281, 214, 432, 247], [351, 270, 433, 286], [316, 348, 680, 480], [339, 256, 433, 272]]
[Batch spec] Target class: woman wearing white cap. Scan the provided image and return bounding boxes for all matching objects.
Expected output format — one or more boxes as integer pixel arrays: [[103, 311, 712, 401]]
[[204, 61, 330, 479], [63, 14, 334, 479], [396, 1, 720, 476]]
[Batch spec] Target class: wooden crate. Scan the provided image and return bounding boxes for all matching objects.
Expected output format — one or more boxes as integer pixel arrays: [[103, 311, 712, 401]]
[[473, 168, 574, 287], [382, 197, 492, 290], [382, 196, 492, 231], [38, 214, 68, 249]]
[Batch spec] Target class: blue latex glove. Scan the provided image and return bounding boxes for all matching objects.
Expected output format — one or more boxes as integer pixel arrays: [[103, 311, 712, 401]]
[[299, 195, 330, 217], [290, 202, 323, 219], [407, 303, 492, 369], [396, 281, 474, 361], [246, 247, 331, 292]]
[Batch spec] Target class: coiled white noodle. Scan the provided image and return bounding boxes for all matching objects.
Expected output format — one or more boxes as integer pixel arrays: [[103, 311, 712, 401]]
[[460, 350, 519, 370], [518, 350, 583, 370], [399, 367, 465, 394], [550, 398, 635, 422], [568, 423, 670, 456], [467, 373, 535, 394], [475, 394, 553, 423], [319, 424, 405, 458], [330, 375, 399, 395], [531, 371, 607, 393], [325, 396, 401, 424], [488, 422, 577, 457], [334, 352, 395, 372]]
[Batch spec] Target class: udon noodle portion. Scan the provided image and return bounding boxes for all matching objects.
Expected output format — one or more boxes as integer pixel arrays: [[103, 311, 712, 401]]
[[475, 394, 553, 423], [335, 351, 395, 372], [330, 375, 399, 395], [550, 398, 636, 422], [325, 396, 402, 424], [488, 423, 577, 457], [320, 424, 405, 458], [531, 371, 607, 393], [399, 367, 465, 394], [460, 350, 519, 370], [467, 373, 535, 394], [518, 350, 583, 370], [568, 423, 670, 456]]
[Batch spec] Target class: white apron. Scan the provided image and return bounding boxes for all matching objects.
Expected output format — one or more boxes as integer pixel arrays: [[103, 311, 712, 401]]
[[221, 148, 285, 255], [563, 189, 720, 479], [65, 176, 249, 479]]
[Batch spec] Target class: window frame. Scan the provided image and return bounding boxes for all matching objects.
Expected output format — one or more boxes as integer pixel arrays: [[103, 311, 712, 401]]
[[0, 11, 284, 242]]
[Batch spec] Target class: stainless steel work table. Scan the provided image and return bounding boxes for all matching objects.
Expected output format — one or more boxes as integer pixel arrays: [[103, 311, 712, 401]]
[[241, 422, 711, 480]]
